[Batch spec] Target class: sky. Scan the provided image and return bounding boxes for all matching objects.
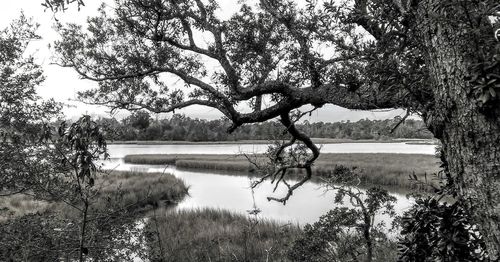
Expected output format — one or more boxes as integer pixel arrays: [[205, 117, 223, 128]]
[[0, 0, 408, 122]]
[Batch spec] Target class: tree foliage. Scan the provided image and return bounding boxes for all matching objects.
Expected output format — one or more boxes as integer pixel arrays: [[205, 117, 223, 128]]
[[42, 0, 86, 12], [0, 14, 62, 197], [397, 150, 489, 262], [98, 113, 432, 141], [398, 198, 488, 262]]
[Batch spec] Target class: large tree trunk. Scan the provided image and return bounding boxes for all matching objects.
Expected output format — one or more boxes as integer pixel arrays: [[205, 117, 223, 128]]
[[415, 0, 500, 258]]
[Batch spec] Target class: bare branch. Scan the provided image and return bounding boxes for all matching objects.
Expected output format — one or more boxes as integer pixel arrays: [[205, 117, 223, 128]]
[[390, 108, 411, 133]]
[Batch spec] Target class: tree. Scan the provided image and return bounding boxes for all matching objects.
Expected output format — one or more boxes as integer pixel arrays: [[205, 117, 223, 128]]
[[289, 166, 398, 262], [0, 14, 62, 197], [1, 115, 151, 261], [125, 110, 151, 130], [42, 0, 86, 12], [55, 116, 109, 261], [53, 0, 500, 257]]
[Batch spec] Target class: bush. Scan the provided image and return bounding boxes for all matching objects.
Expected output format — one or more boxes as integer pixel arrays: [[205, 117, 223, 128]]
[[398, 197, 488, 261]]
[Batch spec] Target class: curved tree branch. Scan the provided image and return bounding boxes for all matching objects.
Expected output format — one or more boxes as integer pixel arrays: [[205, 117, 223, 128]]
[[261, 112, 321, 204]]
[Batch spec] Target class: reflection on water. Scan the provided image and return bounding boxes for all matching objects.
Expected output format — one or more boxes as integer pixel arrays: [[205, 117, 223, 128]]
[[102, 158, 414, 226], [107, 142, 436, 158]]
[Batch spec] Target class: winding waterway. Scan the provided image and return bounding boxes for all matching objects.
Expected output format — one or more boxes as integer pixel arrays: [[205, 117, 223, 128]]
[[103, 142, 437, 225]]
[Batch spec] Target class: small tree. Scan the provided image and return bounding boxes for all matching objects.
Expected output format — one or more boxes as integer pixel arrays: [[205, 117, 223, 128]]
[[55, 115, 108, 261], [1, 115, 151, 261], [289, 166, 398, 262]]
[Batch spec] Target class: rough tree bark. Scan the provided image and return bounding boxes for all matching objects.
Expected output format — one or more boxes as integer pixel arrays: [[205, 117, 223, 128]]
[[415, 0, 500, 257]]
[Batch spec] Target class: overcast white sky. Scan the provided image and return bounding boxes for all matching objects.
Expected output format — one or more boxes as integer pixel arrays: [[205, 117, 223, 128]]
[[1, 0, 407, 122]]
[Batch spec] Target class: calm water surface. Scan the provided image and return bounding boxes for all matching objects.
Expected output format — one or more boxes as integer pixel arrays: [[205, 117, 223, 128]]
[[103, 142, 436, 225], [107, 142, 436, 157], [104, 159, 412, 225]]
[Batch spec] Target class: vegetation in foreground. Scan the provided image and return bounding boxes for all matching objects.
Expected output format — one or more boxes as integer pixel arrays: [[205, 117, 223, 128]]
[[290, 208, 398, 262], [124, 153, 440, 190], [145, 208, 302, 262], [0, 171, 189, 261]]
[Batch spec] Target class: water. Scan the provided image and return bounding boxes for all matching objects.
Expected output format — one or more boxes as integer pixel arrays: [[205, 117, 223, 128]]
[[107, 142, 436, 158], [103, 141, 432, 225]]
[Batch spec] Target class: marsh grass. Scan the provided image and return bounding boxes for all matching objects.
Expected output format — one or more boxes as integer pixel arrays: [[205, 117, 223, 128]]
[[99, 171, 188, 205], [53, 171, 189, 218], [145, 208, 301, 262], [125, 153, 441, 189], [0, 194, 49, 222]]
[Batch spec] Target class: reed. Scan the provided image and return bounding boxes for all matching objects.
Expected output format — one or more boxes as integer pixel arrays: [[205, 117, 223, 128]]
[[145, 208, 301, 262]]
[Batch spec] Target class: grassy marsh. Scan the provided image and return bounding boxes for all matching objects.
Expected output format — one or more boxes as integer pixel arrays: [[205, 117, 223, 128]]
[[94, 171, 189, 211], [44, 171, 190, 220], [0, 171, 189, 222], [124, 153, 441, 190]]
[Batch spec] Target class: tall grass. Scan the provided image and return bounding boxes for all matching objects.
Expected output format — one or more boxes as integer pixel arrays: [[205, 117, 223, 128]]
[[99, 171, 188, 206], [123, 155, 180, 165], [125, 153, 441, 189], [145, 208, 301, 262], [53, 171, 189, 218], [0, 194, 49, 222]]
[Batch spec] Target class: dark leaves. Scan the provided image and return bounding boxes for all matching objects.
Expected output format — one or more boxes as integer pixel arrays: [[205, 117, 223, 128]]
[[398, 198, 489, 262], [56, 115, 108, 189]]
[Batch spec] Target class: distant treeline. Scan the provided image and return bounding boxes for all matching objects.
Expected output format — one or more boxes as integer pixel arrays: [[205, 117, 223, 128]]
[[96, 112, 433, 142]]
